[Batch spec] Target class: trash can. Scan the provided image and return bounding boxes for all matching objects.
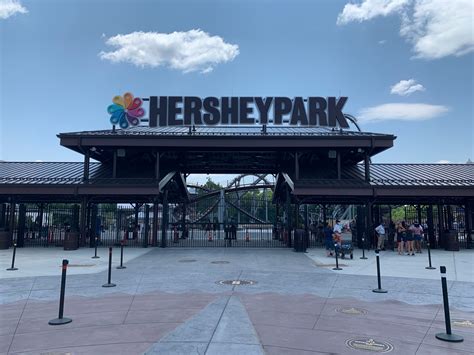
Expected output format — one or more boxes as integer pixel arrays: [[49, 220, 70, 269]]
[[445, 230, 459, 251], [0, 230, 11, 249], [294, 229, 307, 252], [64, 232, 79, 250]]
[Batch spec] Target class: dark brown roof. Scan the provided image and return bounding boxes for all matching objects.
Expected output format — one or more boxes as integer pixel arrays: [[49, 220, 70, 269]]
[[0, 162, 472, 187]]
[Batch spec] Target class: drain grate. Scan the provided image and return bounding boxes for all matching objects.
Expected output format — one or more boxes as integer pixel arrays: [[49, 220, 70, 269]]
[[336, 307, 368, 315], [211, 261, 230, 264], [60, 264, 95, 268], [179, 259, 197, 263], [217, 280, 256, 286], [345, 338, 393, 353]]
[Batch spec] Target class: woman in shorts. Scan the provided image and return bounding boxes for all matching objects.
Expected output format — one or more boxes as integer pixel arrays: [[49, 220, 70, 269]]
[[411, 223, 424, 253], [396, 221, 406, 255], [406, 223, 415, 255]]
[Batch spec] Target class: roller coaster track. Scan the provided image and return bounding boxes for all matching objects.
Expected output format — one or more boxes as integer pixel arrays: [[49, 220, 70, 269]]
[[188, 183, 274, 203]]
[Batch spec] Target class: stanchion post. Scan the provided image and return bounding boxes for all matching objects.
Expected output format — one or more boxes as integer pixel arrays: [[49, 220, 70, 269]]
[[426, 242, 436, 270], [360, 235, 368, 260], [372, 250, 387, 293], [48, 259, 72, 325], [333, 242, 342, 270], [6, 242, 18, 271], [435, 266, 464, 342], [91, 237, 99, 259], [117, 240, 126, 269], [102, 247, 116, 287]]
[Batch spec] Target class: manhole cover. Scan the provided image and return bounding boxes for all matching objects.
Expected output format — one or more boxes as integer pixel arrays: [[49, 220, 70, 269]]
[[60, 264, 95, 268], [345, 338, 393, 353], [211, 261, 230, 264], [217, 280, 256, 286], [179, 259, 197, 263], [453, 319, 474, 328], [336, 307, 368, 315]]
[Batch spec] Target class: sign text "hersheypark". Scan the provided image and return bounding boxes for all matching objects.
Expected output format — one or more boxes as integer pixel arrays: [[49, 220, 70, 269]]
[[149, 97, 349, 128]]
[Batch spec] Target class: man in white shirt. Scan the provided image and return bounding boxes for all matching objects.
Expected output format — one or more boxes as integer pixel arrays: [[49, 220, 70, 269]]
[[333, 220, 343, 234], [375, 222, 386, 250]]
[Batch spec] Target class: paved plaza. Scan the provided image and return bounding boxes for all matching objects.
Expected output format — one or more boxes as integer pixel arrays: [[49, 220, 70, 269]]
[[0, 246, 473, 354]]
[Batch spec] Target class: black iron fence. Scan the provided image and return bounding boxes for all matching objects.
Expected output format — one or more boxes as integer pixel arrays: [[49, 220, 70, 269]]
[[1, 201, 471, 249]]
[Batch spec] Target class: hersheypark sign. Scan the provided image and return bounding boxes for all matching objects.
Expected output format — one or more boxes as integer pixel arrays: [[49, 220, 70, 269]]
[[108, 93, 350, 129]]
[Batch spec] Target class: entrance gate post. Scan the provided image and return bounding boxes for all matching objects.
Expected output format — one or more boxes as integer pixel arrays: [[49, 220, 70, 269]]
[[438, 204, 445, 249], [427, 205, 436, 248], [143, 204, 150, 247], [152, 200, 159, 246], [161, 189, 168, 248], [366, 202, 373, 249], [286, 188, 292, 248], [465, 203, 472, 249], [17, 204, 26, 248]]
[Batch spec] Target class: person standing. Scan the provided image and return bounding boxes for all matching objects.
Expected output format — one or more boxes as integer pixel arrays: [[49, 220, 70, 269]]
[[375, 222, 386, 250], [396, 221, 406, 255], [410, 222, 424, 253], [324, 222, 334, 257]]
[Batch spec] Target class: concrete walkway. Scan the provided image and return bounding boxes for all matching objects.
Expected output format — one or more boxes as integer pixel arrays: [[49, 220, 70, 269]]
[[0, 247, 473, 354]]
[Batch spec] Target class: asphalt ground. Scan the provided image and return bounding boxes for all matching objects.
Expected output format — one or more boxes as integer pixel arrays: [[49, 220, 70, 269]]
[[0, 247, 473, 354]]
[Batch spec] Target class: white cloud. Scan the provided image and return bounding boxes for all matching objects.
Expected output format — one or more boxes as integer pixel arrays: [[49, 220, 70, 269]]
[[337, 0, 410, 24], [436, 160, 451, 164], [0, 0, 27, 19], [390, 79, 425, 96], [358, 103, 449, 123], [378, 39, 387, 45], [99, 29, 239, 74], [337, 0, 474, 59], [400, 0, 474, 59]]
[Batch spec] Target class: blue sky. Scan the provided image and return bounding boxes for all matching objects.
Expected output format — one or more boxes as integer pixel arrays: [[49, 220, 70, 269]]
[[0, 0, 473, 169]]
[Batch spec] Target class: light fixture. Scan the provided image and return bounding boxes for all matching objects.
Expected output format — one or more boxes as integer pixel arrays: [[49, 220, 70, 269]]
[[117, 149, 126, 157], [328, 150, 337, 159]]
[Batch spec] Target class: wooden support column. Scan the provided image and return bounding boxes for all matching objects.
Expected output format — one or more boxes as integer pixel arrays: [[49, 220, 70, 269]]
[[337, 151, 341, 180], [295, 153, 299, 181], [181, 203, 187, 239], [417, 204, 422, 223], [427, 205, 436, 248], [83, 149, 90, 182], [143, 204, 150, 248], [437, 204, 445, 249], [8, 200, 15, 245], [112, 149, 117, 178], [155, 151, 160, 181], [90, 204, 98, 247], [161, 189, 169, 248], [286, 188, 292, 248], [79, 198, 87, 246], [152, 200, 159, 246], [465, 203, 472, 249], [364, 152, 370, 182], [17, 204, 26, 247], [366, 201, 373, 249]]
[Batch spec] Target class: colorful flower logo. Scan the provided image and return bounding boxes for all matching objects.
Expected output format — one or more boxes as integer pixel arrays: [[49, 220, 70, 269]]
[[107, 92, 145, 129]]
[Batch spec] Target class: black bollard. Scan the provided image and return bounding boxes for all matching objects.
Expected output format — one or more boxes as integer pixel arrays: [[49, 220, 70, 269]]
[[333, 243, 342, 270], [6, 243, 18, 271], [116, 241, 126, 269], [425, 242, 436, 270], [102, 247, 116, 287], [435, 266, 464, 342], [49, 259, 72, 325], [372, 250, 387, 293], [91, 237, 99, 259], [360, 236, 368, 260]]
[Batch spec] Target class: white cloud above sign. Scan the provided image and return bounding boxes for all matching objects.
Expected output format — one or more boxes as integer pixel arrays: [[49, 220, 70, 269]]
[[99, 29, 239, 74], [390, 79, 425, 96], [0, 0, 27, 19], [337, 0, 474, 60], [358, 103, 449, 123]]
